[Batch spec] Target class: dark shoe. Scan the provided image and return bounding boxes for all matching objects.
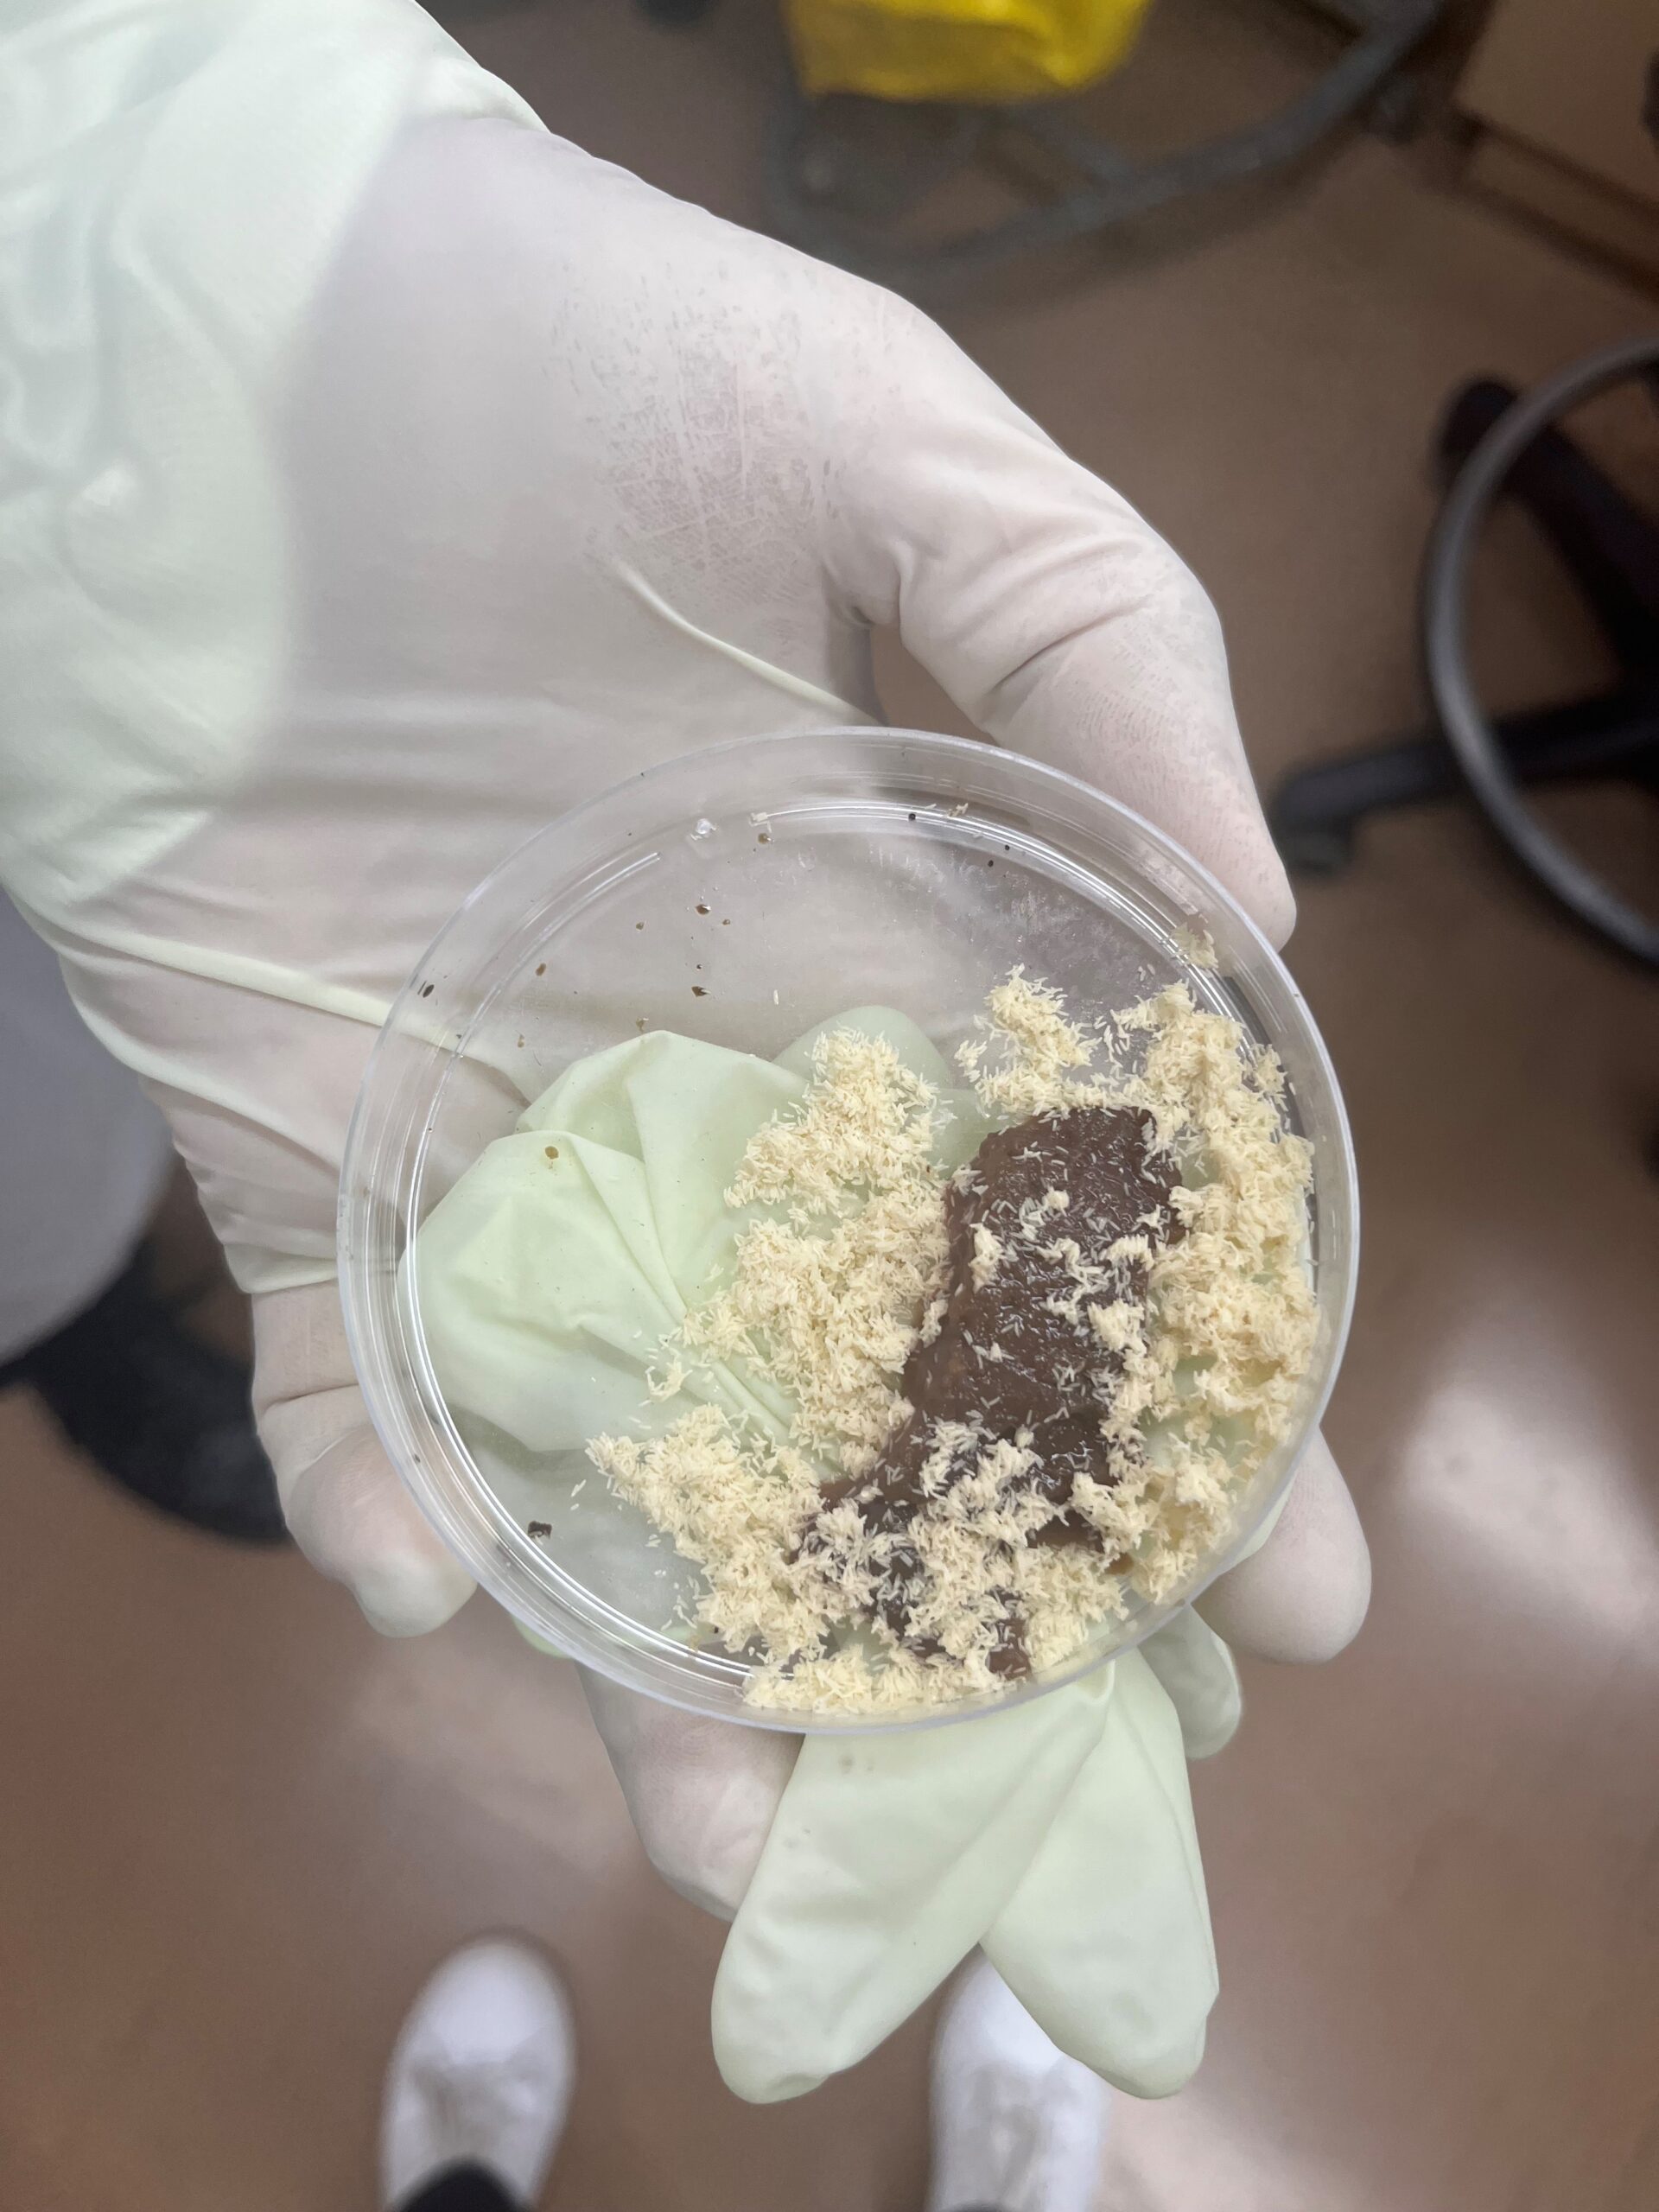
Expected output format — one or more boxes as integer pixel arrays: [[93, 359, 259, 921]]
[[4, 1251, 288, 1545]]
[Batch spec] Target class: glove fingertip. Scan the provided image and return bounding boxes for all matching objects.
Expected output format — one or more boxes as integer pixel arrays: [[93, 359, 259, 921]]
[[1254, 868, 1297, 954], [712, 2041, 824, 2106], [1197, 1434, 1371, 1664], [351, 1553, 475, 1637], [1096, 2018, 1207, 2101]]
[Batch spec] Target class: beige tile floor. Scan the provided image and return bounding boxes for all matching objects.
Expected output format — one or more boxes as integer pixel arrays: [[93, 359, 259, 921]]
[[3, 5, 1657, 2209]]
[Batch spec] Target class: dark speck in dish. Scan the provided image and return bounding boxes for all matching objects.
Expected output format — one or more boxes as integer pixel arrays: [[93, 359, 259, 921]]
[[527, 1521, 551, 1539], [692, 986, 709, 997], [419, 982, 434, 998], [535, 962, 546, 976], [696, 902, 710, 915]]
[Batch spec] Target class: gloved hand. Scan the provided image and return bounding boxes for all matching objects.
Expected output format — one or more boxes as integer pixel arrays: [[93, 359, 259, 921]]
[[3, 0, 1369, 2099]]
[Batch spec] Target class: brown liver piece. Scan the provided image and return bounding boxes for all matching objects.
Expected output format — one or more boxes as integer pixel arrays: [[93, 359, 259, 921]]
[[809, 1107, 1183, 1669], [902, 1105, 1181, 1432]]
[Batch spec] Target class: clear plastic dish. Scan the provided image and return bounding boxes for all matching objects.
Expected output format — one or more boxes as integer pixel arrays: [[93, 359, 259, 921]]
[[339, 729, 1357, 1732]]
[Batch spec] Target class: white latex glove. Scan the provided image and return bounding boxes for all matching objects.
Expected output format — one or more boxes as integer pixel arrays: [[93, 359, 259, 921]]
[[3, 0, 1370, 2097]]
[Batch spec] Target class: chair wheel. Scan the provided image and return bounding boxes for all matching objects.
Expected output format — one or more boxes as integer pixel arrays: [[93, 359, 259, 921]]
[[1367, 73, 1426, 144], [635, 0, 715, 24], [1274, 823, 1357, 876]]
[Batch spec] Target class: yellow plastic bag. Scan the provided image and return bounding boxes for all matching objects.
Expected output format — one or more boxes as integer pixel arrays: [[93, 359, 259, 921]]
[[785, 0, 1154, 105]]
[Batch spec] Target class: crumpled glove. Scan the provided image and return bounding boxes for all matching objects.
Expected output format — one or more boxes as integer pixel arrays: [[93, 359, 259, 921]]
[[710, 1630, 1231, 2103], [589, 1433, 1363, 2100], [2, 0, 1370, 2101]]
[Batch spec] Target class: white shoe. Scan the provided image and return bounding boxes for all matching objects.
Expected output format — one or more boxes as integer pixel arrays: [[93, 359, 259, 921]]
[[925, 1955, 1111, 2212], [380, 1937, 575, 2211]]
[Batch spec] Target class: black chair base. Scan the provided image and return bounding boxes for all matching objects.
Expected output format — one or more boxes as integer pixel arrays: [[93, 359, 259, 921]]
[[1270, 375, 1659, 916]]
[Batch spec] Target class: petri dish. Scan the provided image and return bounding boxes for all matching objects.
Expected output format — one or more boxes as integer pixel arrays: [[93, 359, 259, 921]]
[[339, 728, 1357, 1732]]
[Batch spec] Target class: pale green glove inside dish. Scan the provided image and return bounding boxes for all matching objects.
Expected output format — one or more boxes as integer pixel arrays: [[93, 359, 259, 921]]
[[416, 1010, 1239, 2101], [417, 1009, 985, 1459]]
